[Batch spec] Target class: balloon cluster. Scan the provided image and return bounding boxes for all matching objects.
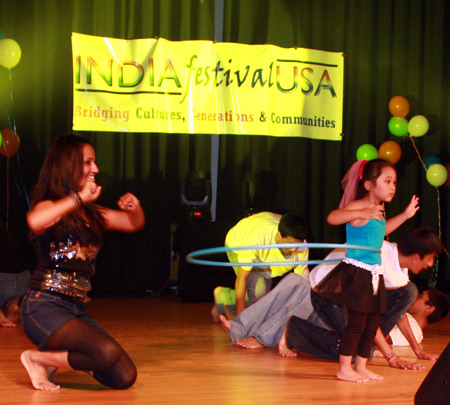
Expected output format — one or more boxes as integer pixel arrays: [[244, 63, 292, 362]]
[[388, 95, 448, 187], [0, 29, 21, 69], [356, 141, 401, 165], [388, 96, 430, 138], [357, 95, 448, 187], [355, 96, 409, 164]]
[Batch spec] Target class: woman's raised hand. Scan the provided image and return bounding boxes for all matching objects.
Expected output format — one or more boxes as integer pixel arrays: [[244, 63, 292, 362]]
[[78, 181, 102, 204]]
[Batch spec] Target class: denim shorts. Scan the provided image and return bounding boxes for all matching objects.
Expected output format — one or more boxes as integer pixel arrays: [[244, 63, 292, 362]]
[[20, 289, 104, 350], [0, 271, 31, 307]]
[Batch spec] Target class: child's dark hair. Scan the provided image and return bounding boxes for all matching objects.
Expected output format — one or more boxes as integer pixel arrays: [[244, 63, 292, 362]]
[[427, 288, 450, 324], [398, 226, 443, 258], [355, 159, 396, 200], [278, 213, 309, 240]]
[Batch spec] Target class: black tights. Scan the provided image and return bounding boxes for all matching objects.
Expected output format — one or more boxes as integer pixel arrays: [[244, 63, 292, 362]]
[[338, 309, 380, 358], [45, 318, 137, 389]]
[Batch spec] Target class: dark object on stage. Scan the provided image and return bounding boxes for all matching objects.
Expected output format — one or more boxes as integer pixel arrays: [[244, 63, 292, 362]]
[[415, 342, 450, 405], [180, 170, 211, 222], [176, 220, 235, 302]]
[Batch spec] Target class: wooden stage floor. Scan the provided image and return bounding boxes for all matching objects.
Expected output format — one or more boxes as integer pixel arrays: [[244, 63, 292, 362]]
[[1, 295, 449, 404]]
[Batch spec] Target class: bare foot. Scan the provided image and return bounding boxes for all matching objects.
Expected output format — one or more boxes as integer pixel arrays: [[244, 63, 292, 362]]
[[211, 304, 220, 322], [211, 287, 223, 322], [355, 366, 384, 381], [337, 367, 370, 383], [219, 314, 231, 335], [278, 328, 297, 357], [20, 350, 60, 391], [5, 299, 20, 324], [0, 318, 16, 327], [236, 337, 266, 349]]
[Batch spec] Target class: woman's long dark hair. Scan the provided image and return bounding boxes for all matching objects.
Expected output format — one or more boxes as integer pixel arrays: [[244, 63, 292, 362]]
[[30, 134, 106, 240]]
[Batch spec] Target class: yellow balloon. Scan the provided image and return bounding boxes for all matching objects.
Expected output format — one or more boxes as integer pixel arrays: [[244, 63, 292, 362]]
[[408, 115, 429, 137], [426, 164, 448, 187], [0, 38, 22, 69]]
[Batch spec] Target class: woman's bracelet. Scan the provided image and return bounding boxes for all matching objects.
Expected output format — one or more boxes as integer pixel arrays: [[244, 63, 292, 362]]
[[384, 352, 398, 363], [70, 191, 83, 208]]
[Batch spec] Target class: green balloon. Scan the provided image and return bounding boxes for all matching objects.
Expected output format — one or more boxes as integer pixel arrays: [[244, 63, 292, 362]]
[[356, 144, 378, 161], [426, 164, 448, 187], [388, 117, 409, 137]]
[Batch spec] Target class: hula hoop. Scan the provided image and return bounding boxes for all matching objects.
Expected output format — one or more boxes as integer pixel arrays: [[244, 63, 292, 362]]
[[185, 243, 380, 267]]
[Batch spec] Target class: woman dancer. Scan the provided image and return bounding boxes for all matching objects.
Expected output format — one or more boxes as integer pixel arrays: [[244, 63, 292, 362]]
[[315, 159, 419, 382], [20, 134, 145, 391]]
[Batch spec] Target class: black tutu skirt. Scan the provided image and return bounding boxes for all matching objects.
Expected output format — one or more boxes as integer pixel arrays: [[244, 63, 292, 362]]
[[314, 261, 386, 314]]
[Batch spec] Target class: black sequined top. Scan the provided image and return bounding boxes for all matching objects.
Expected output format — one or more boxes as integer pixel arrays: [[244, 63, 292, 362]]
[[28, 225, 103, 290]]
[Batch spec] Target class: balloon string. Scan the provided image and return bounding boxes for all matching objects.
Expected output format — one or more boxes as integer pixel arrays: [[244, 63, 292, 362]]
[[5, 69, 31, 209], [8, 69, 17, 133], [2, 71, 14, 130], [432, 187, 440, 286], [407, 135, 449, 287], [436, 187, 450, 260], [407, 135, 427, 171], [1, 82, 13, 157], [6, 157, 9, 230]]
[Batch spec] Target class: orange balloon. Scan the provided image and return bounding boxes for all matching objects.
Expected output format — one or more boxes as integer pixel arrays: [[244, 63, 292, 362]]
[[378, 140, 402, 164], [0, 128, 20, 158], [388, 95, 410, 118]]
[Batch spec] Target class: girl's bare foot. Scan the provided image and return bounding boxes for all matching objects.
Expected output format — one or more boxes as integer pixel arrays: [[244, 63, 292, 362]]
[[337, 366, 370, 383], [278, 328, 297, 357], [20, 350, 60, 391], [219, 314, 231, 335], [355, 366, 384, 380], [236, 337, 265, 349]]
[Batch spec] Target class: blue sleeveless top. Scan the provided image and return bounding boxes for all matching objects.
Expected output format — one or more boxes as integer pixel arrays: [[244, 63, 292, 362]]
[[346, 218, 385, 265]]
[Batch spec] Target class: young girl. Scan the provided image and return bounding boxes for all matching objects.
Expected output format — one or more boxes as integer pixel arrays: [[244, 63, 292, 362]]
[[315, 159, 419, 382], [20, 134, 145, 391]]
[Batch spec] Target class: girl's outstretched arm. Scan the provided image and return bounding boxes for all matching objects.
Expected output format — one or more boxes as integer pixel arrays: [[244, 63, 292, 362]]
[[385, 195, 419, 235]]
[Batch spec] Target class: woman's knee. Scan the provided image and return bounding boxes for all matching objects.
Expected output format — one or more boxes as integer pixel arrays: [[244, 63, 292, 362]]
[[94, 354, 137, 389], [94, 340, 124, 370], [115, 363, 137, 389]]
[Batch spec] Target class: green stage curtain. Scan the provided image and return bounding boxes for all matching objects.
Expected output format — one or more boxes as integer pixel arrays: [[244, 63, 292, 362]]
[[0, 0, 448, 295]]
